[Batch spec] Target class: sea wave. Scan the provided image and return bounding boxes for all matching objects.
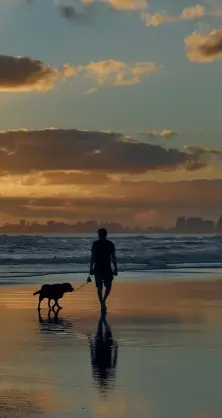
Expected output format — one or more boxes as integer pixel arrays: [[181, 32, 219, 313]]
[[0, 234, 222, 282], [0, 252, 222, 266]]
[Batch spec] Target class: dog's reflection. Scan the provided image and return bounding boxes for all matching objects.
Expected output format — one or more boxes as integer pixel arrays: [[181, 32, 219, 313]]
[[38, 309, 72, 333], [88, 315, 118, 393]]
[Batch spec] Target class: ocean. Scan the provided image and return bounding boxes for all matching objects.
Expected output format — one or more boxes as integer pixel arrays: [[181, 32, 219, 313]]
[[0, 234, 222, 285]]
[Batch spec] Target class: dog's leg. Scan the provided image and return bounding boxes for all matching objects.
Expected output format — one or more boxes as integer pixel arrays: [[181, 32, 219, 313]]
[[38, 310, 43, 323], [56, 300, 62, 309], [51, 300, 56, 311], [48, 299, 52, 309], [38, 296, 43, 311]]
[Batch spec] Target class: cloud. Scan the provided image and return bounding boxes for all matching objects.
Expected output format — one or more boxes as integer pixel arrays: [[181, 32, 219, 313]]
[[141, 10, 174, 27], [180, 4, 206, 19], [28, 0, 148, 20], [1, 179, 222, 225], [56, 0, 96, 23], [0, 55, 74, 92], [57, 3, 78, 20], [106, 0, 147, 11], [75, 60, 159, 87], [185, 29, 222, 62], [185, 144, 222, 161], [141, 5, 206, 27], [0, 128, 216, 176], [28, 0, 94, 23], [139, 129, 178, 139], [185, 145, 222, 154], [36, 171, 113, 185], [161, 129, 178, 138], [0, 55, 159, 93], [57, 0, 148, 13]]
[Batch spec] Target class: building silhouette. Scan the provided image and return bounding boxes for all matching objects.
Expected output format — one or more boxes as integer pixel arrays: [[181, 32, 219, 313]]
[[0, 216, 222, 234]]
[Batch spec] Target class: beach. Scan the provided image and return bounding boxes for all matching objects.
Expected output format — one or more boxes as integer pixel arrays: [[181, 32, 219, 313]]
[[1, 277, 222, 418]]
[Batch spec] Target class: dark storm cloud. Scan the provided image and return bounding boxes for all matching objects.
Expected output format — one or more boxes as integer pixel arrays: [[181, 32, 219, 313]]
[[0, 55, 60, 92], [0, 128, 210, 175]]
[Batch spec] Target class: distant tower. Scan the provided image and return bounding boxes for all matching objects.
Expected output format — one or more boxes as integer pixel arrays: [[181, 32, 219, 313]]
[[20, 220, 26, 228], [176, 217, 186, 232], [216, 216, 222, 233]]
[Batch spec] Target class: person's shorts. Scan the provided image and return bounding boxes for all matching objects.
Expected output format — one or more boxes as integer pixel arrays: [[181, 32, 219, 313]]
[[94, 270, 113, 288]]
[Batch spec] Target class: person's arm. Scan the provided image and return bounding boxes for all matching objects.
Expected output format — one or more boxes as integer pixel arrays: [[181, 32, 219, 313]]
[[90, 242, 95, 275], [112, 244, 118, 276]]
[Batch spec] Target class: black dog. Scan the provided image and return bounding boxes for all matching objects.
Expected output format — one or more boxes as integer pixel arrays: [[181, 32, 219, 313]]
[[33, 283, 74, 311]]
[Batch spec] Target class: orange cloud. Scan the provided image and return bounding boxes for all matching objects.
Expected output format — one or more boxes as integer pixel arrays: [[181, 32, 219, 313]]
[[139, 129, 178, 139], [106, 0, 147, 10], [37, 171, 112, 185], [185, 29, 222, 62], [180, 4, 206, 19], [141, 5, 205, 27], [75, 60, 159, 87]]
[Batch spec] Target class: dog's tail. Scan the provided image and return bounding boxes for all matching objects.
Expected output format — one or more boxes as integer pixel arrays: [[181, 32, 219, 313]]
[[33, 290, 41, 296]]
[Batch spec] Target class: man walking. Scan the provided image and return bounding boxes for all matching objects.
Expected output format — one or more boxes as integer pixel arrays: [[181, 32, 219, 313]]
[[90, 228, 118, 313]]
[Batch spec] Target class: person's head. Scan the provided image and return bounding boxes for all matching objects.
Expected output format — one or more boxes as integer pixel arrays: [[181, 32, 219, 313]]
[[98, 228, 108, 240]]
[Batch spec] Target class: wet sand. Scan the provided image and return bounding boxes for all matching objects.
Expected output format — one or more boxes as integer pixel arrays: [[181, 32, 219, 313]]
[[0, 278, 222, 418]]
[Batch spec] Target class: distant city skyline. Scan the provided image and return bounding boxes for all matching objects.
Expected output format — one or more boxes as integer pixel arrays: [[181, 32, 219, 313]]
[[1, 216, 222, 234]]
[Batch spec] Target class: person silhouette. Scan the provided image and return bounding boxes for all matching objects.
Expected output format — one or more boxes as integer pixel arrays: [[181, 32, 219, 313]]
[[90, 228, 118, 313], [88, 315, 118, 394]]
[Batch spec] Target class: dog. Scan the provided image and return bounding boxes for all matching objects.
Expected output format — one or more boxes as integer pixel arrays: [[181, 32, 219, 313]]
[[33, 282, 74, 311]]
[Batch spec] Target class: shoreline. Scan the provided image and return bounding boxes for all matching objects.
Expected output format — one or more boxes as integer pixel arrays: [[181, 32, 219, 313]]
[[0, 276, 222, 324], [1, 267, 222, 288]]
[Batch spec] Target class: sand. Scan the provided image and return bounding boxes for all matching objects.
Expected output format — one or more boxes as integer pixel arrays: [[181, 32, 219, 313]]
[[0, 278, 222, 418]]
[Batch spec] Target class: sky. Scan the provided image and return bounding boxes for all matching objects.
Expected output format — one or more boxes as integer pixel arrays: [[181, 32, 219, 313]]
[[0, 0, 222, 227]]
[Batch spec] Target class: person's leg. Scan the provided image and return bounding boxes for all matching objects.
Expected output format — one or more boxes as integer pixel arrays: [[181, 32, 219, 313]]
[[103, 283, 112, 303], [95, 275, 103, 309], [103, 282, 112, 312], [97, 286, 103, 307]]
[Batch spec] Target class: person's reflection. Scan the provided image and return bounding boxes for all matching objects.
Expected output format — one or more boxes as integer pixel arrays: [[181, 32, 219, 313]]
[[88, 315, 118, 393], [38, 309, 72, 332]]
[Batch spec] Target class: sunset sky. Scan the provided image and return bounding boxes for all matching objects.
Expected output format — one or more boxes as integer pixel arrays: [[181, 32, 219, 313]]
[[0, 0, 222, 226]]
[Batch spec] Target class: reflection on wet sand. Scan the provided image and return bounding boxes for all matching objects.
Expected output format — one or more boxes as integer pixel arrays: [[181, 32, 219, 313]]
[[0, 279, 222, 417], [88, 315, 118, 394], [38, 309, 73, 333], [0, 388, 44, 417]]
